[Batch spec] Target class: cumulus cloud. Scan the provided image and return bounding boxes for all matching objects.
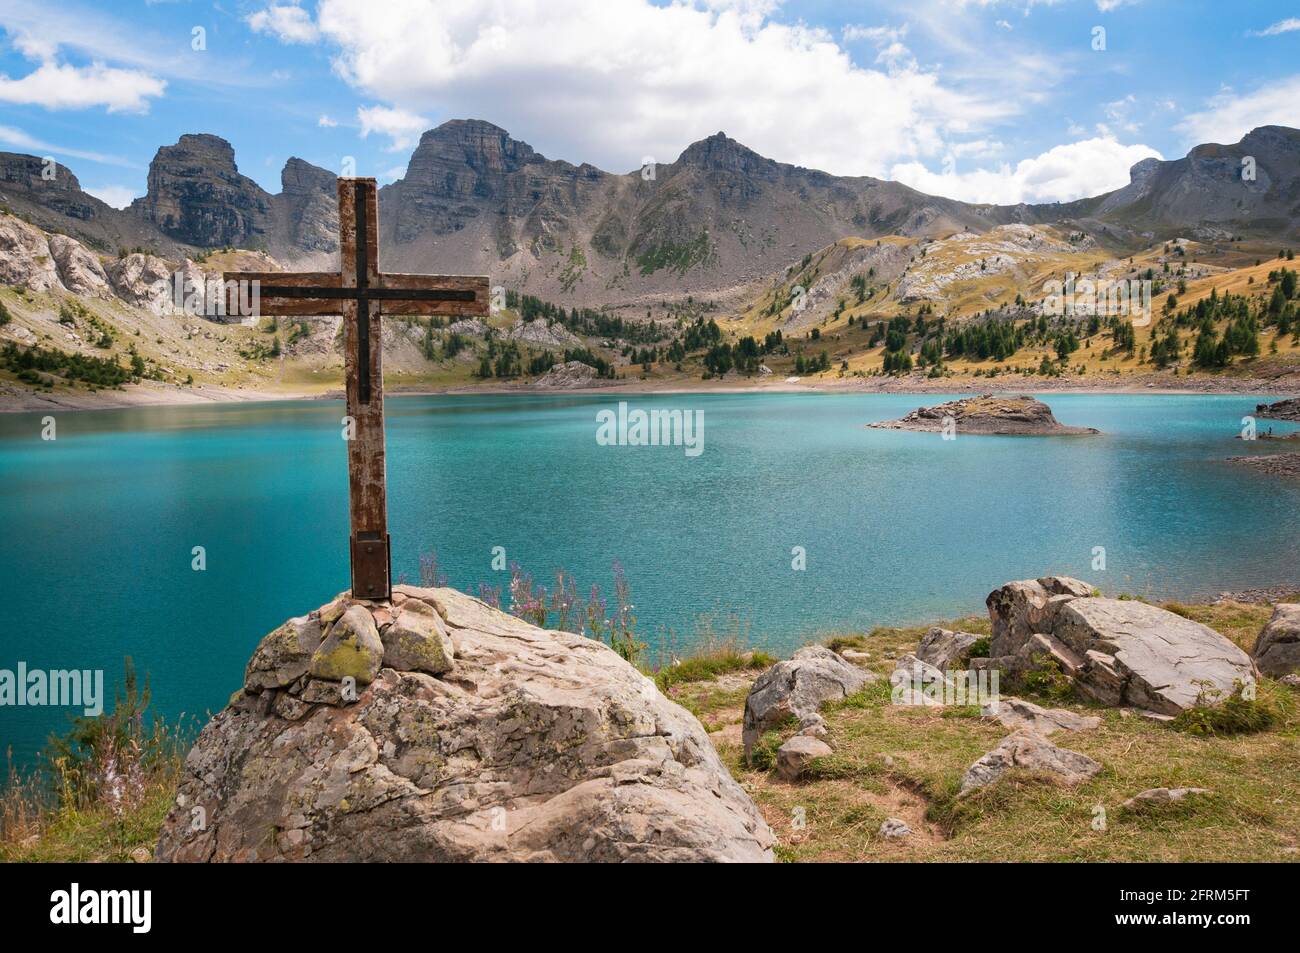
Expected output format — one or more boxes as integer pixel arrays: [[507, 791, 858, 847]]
[[1176, 77, 1300, 146], [302, 0, 1018, 179], [357, 104, 431, 151], [0, 60, 165, 112], [890, 137, 1161, 204], [85, 184, 138, 209], [247, 3, 320, 44], [318, 114, 339, 127]]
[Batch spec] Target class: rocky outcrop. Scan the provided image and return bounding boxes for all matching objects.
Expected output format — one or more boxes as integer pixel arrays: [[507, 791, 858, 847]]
[[915, 626, 982, 670], [981, 577, 1258, 714], [1253, 604, 1300, 677], [47, 234, 112, 297], [507, 317, 581, 349], [1053, 599, 1258, 713], [869, 395, 1100, 436], [0, 215, 61, 292], [960, 730, 1101, 795], [155, 585, 774, 863], [1257, 397, 1300, 422], [987, 576, 1094, 657], [107, 253, 174, 313], [742, 645, 874, 759], [446, 317, 488, 337], [1228, 452, 1300, 478], [534, 360, 599, 389]]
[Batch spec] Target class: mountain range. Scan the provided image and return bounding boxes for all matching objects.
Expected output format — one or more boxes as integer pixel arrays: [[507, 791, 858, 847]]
[[2, 120, 1297, 306]]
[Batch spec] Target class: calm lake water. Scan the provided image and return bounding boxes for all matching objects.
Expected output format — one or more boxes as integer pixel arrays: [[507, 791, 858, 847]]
[[2, 392, 1298, 765]]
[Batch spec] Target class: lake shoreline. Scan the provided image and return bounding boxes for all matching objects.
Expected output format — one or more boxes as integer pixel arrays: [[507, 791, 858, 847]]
[[3, 369, 1297, 414]]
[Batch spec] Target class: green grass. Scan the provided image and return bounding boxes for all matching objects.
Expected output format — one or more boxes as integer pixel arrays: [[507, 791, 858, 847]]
[[693, 600, 1300, 862]]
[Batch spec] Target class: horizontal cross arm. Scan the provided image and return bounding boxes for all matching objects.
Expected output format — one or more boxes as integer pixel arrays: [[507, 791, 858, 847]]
[[222, 271, 344, 317], [377, 273, 490, 317], [219, 270, 491, 318]]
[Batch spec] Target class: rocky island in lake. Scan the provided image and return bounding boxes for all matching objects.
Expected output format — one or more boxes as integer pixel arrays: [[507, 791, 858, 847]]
[[1257, 397, 1300, 422], [869, 395, 1100, 436]]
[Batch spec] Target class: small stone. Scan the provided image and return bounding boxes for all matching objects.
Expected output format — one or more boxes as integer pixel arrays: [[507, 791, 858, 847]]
[[742, 645, 873, 760], [381, 600, 455, 675], [309, 605, 383, 684], [984, 697, 1101, 735], [916, 627, 981, 670], [244, 614, 323, 691], [879, 818, 912, 839], [130, 845, 152, 863], [775, 735, 833, 781]]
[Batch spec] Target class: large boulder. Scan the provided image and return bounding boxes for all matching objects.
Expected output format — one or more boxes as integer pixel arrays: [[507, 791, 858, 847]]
[[1053, 599, 1258, 714], [156, 586, 774, 862], [982, 578, 1257, 715], [1253, 604, 1300, 678], [742, 645, 874, 758], [986, 576, 1093, 657]]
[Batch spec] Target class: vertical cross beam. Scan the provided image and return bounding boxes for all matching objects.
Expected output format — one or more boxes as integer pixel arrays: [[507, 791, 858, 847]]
[[339, 179, 390, 600]]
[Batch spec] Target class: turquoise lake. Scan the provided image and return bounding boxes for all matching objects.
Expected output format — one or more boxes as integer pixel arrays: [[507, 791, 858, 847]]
[[2, 392, 1299, 765]]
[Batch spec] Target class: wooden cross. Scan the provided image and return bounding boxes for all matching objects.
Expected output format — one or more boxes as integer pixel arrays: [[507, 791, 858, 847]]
[[225, 178, 488, 601]]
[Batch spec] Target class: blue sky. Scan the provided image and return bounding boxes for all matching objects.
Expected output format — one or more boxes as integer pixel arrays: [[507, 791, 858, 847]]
[[1, 0, 1298, 208]]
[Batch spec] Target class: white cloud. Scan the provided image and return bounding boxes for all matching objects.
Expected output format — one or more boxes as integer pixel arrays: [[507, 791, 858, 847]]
[[85, 184, 138, 209], [0, 59, 164, 113], [0, 124, 136, 166], [357, 104, 431, 151], [1176, 77, 1300, 145], [1250, 18, 1300, 37], [1095, 0, 1140, 11], [247, 4, 320, 44], [890, 137, 1161, 204], [318, 114, 339, 127], [296, 0, 1020, 180]]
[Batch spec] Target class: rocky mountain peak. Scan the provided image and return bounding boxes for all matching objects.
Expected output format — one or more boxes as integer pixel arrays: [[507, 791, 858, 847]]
[[280, 157, 336, 195], [407, 119, 542, 180], [132, 133, 272, 249], [675, 131, 772, 175], [0, 153, 85, 193]]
